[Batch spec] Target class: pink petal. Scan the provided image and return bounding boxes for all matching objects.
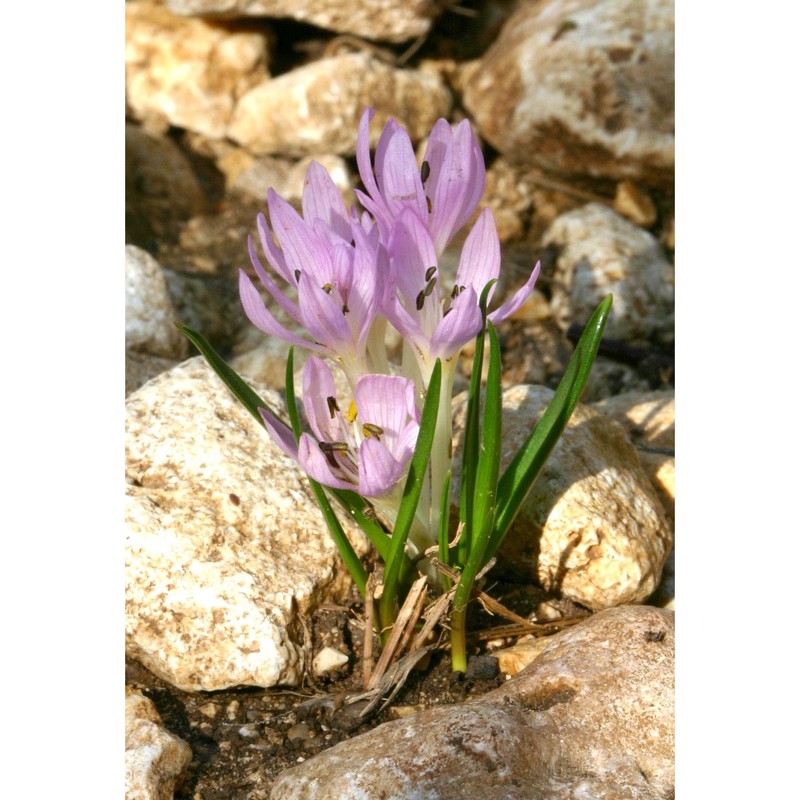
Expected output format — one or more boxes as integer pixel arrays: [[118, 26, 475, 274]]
[[379, 128, 427, 221], [358, 438, 405, 497], [297, 275, 353, 352], [239, 271, 326, 353], [430, 285, 483, 361], [301, 358, 347, 443], [258, 407, 298, 459], [302, 160, 352, 242], [453, 207, 501, 300], [488, 261, 541, 325], [298, 434, 355, 492], [248, 235, 302, 322]]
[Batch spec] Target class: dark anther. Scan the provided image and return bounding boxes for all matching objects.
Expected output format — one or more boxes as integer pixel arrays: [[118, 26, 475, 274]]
[[423, 277, 437, 297], [420, 160, 431, 184], [426, 196, 432, 214], [326, 396, 339, 419], [362, 423, 384, 441], [319, 441, 349, 453], [322, 283, 332, 294], [425, 266, 437, 282], [451, 285, 461, 299], [294, 269, 301, 282], [342, 303, 350, 314]]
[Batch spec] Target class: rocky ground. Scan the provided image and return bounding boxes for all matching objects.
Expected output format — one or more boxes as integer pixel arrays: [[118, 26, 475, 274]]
[[125, 1, 675, 798]]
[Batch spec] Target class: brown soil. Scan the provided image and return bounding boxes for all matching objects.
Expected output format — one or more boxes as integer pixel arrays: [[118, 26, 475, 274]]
[[126, 580, 590, 798]]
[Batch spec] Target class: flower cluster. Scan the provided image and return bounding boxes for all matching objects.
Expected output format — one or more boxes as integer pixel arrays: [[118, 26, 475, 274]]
[[241, 109, 540, 545]]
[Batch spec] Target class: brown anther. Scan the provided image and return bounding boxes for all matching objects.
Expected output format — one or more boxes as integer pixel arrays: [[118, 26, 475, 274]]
[[322, 283, 332, 294], [326, 396, 339, 419], [423, 277, 437, 297], [319, 441, 349, 453], [425, 266, 437, 282], [420, 160, 431, 184], [362, 423, 384, 441], [342, 303, 350, 314], [415, 290, 425, 310], [451, 285, 461, 299], [426, 196, 432, 214], [294, 269, 301, 282]]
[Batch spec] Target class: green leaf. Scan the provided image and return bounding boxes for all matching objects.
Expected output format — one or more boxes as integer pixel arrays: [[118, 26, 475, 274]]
[[379, 358, 442, 629], [456, 280, 496, 565], [485, 295, 612, 563], [177, 324, 280, 424], [437, 470, 452, 592]]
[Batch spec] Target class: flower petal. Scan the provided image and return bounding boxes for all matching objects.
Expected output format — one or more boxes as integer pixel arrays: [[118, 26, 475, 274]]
[[258, 407, 298, 459], [302, 160, 352, 242], [297, 434, 356, 491], [487, 261, 541, 325], [430, 285, 483, 361], [355, 374, 418, 453], [453, 207, 501, 300], [302, 357, 347, 443], [248, 235, 302, 322], [357, 437, 405, 497], [239, 270, 326, 353], [297, 274, 354, 354], [378, 126, 427, 221]]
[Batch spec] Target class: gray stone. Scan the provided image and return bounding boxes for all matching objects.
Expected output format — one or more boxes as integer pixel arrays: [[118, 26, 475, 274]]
[[126, 687, 192, 800], [270, 605, 674, 799], [452, 385, 672, 609], [126, 2, 271, 138], [462, 0, 674, 187], [126, 357, 368, 691], [544, 202, 674, 344], [126, 245, 189, 360], [164, 0, 440, 43], [228, 53, 451, 157]]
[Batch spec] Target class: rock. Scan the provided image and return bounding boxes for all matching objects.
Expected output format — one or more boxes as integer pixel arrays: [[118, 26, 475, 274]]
[[125, 124, 207, 250], [126, 246, 189, 360], [270, 605, 674, 799], [126, 687, 192, 800], [312, 646, 349, 677], [126, 357, 368, 691], [127, 351, 184, 397], [493, 636, 551, 676], [614, 180, 658, 227], [125, 2, 271, 138], [228, 53, 451, 157], [164, 0, 440, 43], [462, 0, 674, 187], [593, 389, 675, 523], [452, 385, 672, 609], [544, 202, 674, 343], [480, 156, 533, 243]]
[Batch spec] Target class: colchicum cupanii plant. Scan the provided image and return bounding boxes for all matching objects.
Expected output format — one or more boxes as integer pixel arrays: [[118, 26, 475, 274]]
[[180, 109, 612, 674]]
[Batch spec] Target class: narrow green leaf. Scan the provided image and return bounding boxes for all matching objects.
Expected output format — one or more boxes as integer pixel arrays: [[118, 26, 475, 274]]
[[284, 347, 302, 441], [456, 280, 496, 565], [177, 324, 280, 424], [380, 358, 442, 629], [485, 295, 612, 562]]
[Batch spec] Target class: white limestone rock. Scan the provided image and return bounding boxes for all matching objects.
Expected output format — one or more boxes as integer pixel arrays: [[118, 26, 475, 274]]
[[126, 246, 188, 361], [544, 202, 675, 343], [452, 385, 672, 609], [125, 687, 192, 800], [228, 52, 451, 157], [270, 605, 674, 799], [126, 357, 368, 691], [126, 2, 271, 138], [462, 0, 674, 187], [164, 0, 440, 43]]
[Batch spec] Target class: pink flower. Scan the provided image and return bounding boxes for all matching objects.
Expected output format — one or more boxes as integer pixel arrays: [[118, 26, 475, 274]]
[[259, 358, 420, 499]]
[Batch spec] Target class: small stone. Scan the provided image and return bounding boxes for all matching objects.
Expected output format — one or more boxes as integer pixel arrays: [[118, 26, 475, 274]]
[[544, 202, 674, 344], [198, 702, 219, 719], [614, 180, 658, 227], [495, 636, 551, 676], [312, 646, 349, 677], [125, 688, 192, 800]]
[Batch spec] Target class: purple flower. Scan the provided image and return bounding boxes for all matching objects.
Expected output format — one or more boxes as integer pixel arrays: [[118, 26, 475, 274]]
[[259, 357, 420, 499], [356, 108, 485, 257], [381, 205, 541, 373], [238, 161, 385, 379]]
